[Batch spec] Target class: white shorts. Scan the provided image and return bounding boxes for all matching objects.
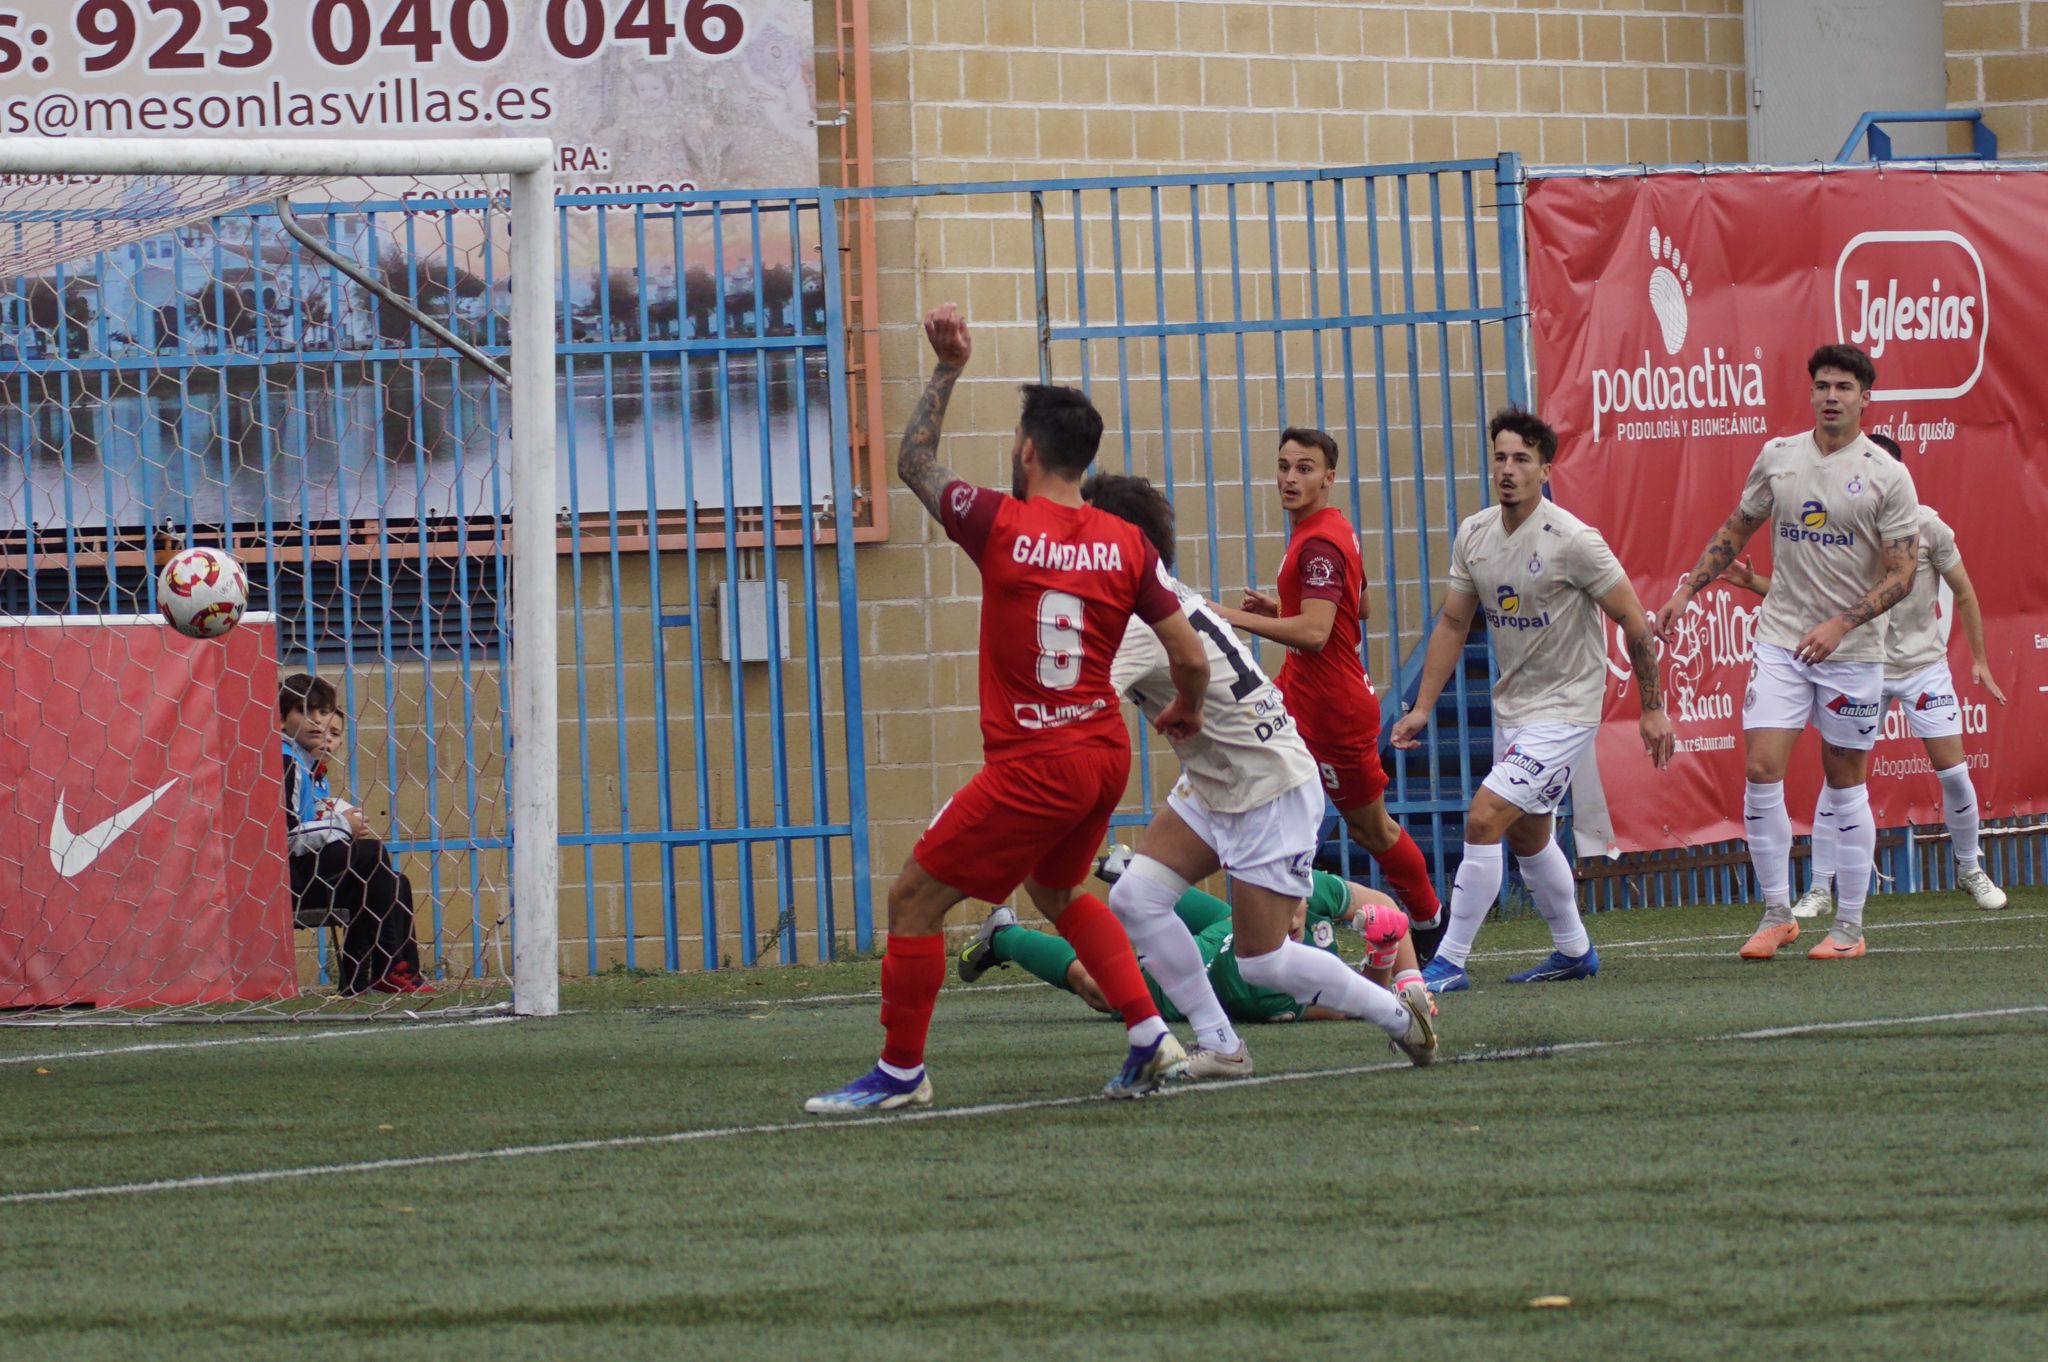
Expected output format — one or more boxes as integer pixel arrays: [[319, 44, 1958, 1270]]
[[1743, 641, 1885, 750], [1883, 660, 1962, 739], [1166, 773, 1321, 898], [1481, 722, 1598, 817]]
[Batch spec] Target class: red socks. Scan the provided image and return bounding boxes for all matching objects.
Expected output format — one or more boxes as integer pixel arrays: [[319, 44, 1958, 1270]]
[[1054, 893, 1160, 1029], [878, 932, 945, 1070], [1373, 830, 1442, 921]]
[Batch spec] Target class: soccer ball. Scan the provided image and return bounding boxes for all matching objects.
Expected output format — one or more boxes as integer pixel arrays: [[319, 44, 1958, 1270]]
[[159, 546, 249, 639]]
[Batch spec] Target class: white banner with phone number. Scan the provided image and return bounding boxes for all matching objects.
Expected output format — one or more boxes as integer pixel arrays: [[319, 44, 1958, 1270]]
[[0, 0, 820, 195]]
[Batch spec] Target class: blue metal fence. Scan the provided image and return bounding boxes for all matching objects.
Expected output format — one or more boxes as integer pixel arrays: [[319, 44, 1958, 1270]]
[[992, 157, 1528, 897], [0, 184, 874, 981]]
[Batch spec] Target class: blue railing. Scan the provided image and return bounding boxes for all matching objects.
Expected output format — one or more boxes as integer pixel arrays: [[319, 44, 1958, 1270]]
[[0, 185, 873, 979]]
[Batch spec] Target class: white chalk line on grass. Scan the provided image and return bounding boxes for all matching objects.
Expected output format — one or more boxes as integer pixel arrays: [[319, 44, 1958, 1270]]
[[0, 1015, 520, 1068], [7, 1003, 2045, 1207]]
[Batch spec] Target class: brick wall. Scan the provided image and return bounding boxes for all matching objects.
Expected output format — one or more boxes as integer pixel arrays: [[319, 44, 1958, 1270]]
[[1947, 0, 2048, 154], [504, 1, 1758, 973], [805, 0, 1750, 945]]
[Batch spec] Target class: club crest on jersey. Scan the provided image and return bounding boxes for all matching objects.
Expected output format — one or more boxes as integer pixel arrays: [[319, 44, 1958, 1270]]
[[1525, 555, 1543, 576], [1824, 694, 1882, 719], [1311, 920, 1335, 949], [1010, 534, 1125, 572], [949, 483, 976, 519], [1303, 556, 1337, 588], [1845, 476, 1864, 497]]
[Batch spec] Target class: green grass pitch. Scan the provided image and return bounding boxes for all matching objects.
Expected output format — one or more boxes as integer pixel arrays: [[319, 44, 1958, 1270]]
[[4, 892, 2045, 1362]]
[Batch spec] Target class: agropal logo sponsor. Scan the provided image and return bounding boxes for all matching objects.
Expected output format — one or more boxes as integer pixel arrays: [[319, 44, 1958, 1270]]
[[1834, 230, 1989, 403], [1590, 225, 1768, 443]]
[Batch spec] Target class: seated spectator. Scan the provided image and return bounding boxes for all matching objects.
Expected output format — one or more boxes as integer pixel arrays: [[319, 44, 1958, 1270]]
[[280, 674, 431, 996]]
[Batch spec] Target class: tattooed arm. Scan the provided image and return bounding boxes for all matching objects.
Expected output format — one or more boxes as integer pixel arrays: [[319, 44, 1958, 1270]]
[[1653, 506, 1769, 639], [1599, 577, 1675, 770], [898, 304, 972, 523], [1793, 533, 1918, 664]]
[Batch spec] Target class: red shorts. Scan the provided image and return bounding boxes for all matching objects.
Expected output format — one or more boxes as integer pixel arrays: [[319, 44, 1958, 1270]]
[[1302, 693, 1387, 811], [914, 746, 1130, 902]]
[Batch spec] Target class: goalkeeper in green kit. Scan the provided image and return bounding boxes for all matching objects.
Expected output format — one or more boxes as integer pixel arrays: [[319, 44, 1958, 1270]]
[[959, 856, 1426, 1027]]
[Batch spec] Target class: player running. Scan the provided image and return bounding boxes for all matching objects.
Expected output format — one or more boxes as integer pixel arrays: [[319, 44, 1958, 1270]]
[[1720, 432, 2009, 916], [1076, 472, 1437, 1078], [1213, 429, 1443, 928], [1393, 409, 1672, 992], [806, 305, 1212, 1115], [1654, 344, 1920, 961], [957, 867, 1424, 1029]]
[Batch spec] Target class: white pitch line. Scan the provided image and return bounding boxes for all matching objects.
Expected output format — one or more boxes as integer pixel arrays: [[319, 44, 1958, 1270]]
[[5, 1004, 2044, 1207], [1470, 909, 2048, 960], [1609, 942, 2045, 962], [0, 1015, 520, 1067]]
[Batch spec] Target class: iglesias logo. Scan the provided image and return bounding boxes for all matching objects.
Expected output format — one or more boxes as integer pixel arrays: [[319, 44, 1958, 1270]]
[[1589, 224, 1769, 442], [1834, 230, 1989, 401]]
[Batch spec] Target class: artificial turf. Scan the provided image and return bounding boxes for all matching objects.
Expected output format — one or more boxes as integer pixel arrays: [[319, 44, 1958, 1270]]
[[3, 891, 2044, 1362]]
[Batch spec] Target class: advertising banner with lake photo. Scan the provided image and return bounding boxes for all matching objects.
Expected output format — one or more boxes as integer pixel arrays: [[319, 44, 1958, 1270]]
[[0, 0, 827, 534]]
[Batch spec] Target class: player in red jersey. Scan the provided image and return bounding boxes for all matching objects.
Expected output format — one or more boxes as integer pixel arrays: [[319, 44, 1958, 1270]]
[[806, 304, 1211, 1115], [1214, 428, 1444, 928]]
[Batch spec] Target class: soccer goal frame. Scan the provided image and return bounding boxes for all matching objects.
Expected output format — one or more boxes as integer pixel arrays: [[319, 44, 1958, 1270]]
[[0, 137, 560, 1018]]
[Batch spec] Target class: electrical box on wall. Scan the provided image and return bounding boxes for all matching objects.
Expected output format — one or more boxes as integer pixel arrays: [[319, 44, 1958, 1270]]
[[715, 579, 791, 662]]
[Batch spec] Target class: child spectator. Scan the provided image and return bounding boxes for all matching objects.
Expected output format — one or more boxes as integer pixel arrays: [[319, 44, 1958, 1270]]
[[280, 674, 431, 995]]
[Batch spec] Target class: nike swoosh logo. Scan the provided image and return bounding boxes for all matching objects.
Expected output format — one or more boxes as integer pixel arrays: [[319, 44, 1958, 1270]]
[[1952, 806, 1971, 815], [49, 779, 179, 878], [1745, 815, 1764, 822], [1838, 824, 1861, 833]]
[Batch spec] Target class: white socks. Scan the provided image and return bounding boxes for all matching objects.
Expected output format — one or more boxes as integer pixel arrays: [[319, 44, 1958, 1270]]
[[1517, 839, 1591, 958], [1108, 856, 1241, 1055], [1744, 780, 1792, 907], [1936, 762, 1982, 872], [1235, 940, 1410, 1038], [1807, 786, 1839, 891], [1434, 841, 1504, 968], [1830, 783, 1875, 930]]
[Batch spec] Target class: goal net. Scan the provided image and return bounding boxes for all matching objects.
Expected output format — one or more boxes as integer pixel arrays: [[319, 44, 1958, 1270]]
[[0, 139, 557, 1023]]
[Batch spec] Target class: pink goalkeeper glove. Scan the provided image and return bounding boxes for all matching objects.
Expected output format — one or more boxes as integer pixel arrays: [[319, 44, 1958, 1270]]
[[1356, 902, 1411, 971]]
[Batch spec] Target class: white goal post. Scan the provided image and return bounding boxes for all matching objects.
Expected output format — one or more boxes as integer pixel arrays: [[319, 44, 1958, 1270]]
[[0, 138, 559, 1019]]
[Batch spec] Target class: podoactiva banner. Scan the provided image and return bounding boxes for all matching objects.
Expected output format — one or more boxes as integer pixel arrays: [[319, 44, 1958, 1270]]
[[1527, 167, 2047, 853]]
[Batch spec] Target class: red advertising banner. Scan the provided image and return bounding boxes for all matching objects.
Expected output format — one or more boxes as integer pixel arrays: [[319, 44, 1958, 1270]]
[[1528, 169, 2048, 853], [0, 620, 292, 1008]]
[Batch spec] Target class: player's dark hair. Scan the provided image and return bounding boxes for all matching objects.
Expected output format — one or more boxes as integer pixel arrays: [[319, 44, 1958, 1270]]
[[1017, 384, 1104, 479], [279, 672, 337, 719], [1082, 472, 1177, 570], [1488, 407, 1559, 463], [1808, 343, 1876, 391], [1867, 431, 1904, 463], [1278, 426, 1340, 470]]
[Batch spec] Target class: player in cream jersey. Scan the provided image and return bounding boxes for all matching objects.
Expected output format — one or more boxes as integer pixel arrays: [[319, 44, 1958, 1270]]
[[1657, 345, 1921, 962], [1394, 409, 1672, 993], [1068, 474, 1438, 1079], [1721, 435, 2009, 915]]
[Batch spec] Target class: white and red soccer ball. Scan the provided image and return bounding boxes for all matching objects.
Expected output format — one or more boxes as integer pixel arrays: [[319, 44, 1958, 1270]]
[[159, 546, 249, 639]]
